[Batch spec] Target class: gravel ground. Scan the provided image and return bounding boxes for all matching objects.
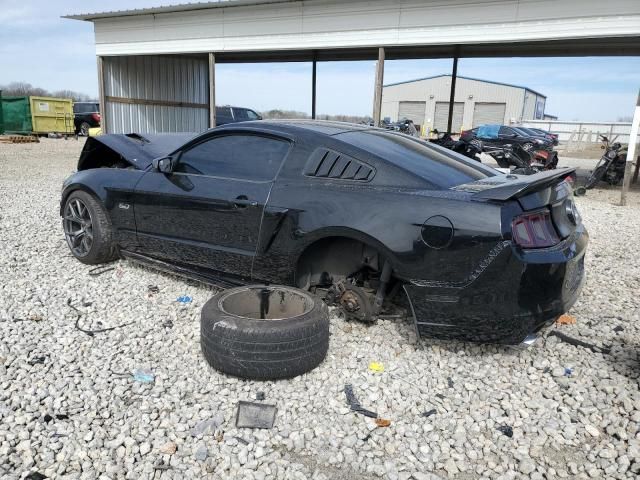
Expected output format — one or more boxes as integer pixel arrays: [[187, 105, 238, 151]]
[[1, 138, 639, 480]]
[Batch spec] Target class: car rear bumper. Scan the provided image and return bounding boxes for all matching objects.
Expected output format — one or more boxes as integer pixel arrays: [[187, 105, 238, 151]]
[[404, 225, 588, 345]]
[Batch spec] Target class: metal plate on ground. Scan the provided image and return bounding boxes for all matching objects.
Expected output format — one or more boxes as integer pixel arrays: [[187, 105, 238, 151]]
[[235, 401, 277, 429]]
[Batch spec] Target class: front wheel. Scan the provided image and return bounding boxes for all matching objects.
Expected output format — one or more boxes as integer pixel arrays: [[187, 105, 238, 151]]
[[584, 165, 607, 190], [79, 122, 90, 136], [62, 191, 118, 264]]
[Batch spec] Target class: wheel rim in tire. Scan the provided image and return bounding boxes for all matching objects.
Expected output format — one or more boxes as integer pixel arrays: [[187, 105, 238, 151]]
[[80, 123, 89, 136], [63, 198, 94, 257], [218, 286, 314, 320]]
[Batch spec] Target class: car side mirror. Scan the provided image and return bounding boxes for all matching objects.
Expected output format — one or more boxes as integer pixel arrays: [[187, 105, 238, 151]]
[[152, 156, 174, 173]]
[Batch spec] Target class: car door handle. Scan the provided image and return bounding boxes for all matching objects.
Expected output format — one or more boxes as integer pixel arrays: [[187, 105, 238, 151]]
[[233, 196, 258, 208]]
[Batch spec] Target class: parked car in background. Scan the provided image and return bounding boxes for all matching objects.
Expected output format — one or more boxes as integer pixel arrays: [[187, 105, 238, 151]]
[[216, 106, 262, 125], [518, 126, 559, 146], [73, 102, 101, 136], [461, 124, 557, 169], [60, 120, 586, 346]]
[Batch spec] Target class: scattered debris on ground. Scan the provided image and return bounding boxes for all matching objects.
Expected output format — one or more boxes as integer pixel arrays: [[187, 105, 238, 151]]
[[368, 361, 384, 373], [344, 384, 378, 418], [235, 401, 277, 429], [556, 313, 577, 325], [132, 369, 155, 383], [374, 418, 391, 427], [548, 330, 611, 354]]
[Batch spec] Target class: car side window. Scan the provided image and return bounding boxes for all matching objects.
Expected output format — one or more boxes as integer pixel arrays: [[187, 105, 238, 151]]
[[499, 126, 514, 136], [216, 107, 232, 121], [174, 134, 290, 181], [246, 109, 260, 120]]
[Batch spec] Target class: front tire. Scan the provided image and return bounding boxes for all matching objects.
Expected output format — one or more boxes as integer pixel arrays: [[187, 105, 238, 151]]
[[79, 122, 90, 136], [585, 165, 607, 190], [62, 191, 117, 264]]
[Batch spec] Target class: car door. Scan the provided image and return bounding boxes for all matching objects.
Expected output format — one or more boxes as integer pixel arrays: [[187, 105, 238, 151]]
[[132, 132, 291, 280]]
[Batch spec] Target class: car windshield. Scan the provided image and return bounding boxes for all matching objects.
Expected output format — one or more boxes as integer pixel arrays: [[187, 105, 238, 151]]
[[337, 130, 495, 189], [73, 103, 99, 113]]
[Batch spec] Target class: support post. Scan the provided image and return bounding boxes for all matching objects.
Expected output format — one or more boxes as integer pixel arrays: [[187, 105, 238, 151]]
[[447, 54, 459, 134], [97, 56, 107, 134], [312, 57, 317, 120], [621, 89, 640, 206], [209, 53, 216, 128], [372, 47, 385, 127]]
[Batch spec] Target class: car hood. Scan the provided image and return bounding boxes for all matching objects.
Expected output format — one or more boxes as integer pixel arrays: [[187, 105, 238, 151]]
[[78, 132, 197, 170]]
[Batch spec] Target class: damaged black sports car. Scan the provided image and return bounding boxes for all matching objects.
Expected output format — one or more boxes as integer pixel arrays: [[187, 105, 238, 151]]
[[60, 121, 587, 345]]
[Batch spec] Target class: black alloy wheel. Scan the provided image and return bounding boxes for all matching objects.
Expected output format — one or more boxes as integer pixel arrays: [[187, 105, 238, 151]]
[[62, 191, 118, 264], [63, 197, 94, 258]]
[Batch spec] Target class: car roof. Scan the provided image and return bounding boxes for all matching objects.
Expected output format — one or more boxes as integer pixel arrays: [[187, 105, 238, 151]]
[[217, 119, 374, 136]]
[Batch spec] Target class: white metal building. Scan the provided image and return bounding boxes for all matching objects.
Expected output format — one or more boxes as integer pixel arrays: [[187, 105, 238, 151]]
[[381, 75, 547, 133], [65, 0, 640, 134]]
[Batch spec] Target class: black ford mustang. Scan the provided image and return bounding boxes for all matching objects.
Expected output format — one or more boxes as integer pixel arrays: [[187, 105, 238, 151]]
[[60, 121, 587, 345]]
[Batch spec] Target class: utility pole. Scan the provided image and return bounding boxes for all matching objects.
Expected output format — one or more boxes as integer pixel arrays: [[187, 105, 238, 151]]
[[621, 89, 639, 206]]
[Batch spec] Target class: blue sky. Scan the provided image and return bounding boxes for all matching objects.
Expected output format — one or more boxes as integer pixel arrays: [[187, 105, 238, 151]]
[[1, 0, 639, 121]]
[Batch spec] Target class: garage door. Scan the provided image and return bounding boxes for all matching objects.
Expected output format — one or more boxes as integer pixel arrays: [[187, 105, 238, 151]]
[[434, 102, 463, 133], [472, 103, 506, 127], [398, 101, 426, 127]]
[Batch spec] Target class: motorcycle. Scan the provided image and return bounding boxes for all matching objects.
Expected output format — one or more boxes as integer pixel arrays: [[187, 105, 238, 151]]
[[376, 118, 419, 137], [429, 130, 482, 161], [584, 135, 626, 189], [480, 143, 535, 172]]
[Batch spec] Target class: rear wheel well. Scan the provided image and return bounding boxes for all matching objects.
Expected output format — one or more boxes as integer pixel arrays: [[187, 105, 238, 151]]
[[295, 236, 384, 290]]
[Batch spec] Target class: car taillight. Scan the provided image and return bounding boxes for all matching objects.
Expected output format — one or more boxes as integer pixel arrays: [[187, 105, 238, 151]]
[[91, 113, 101, 123], [511, 210, 559, 248]]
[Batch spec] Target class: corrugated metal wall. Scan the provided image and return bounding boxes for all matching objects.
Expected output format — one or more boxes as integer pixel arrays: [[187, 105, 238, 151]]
[[103, 55, 209, 134]]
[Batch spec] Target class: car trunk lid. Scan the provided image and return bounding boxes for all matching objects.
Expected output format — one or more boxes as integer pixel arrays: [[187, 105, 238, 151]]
[[451, 167, 576, 202], [453, 167, 580, 243]]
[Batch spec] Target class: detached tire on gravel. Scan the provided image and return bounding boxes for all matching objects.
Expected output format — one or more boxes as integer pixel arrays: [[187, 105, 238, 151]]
[[201, 286, 329, 380]]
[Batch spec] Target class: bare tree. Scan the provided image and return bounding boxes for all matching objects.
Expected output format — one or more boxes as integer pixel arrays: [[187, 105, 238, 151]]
[[52, 90, 94, 102], [260, 109, 369, 124], [0, 82, 94, 101]]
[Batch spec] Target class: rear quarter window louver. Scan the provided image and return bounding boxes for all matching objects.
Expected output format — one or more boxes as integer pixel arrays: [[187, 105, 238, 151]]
[[304, 149, 375, 181]]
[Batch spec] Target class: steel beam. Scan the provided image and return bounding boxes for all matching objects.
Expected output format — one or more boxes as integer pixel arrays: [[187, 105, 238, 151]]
[[621, 89, 640, 206], [209, 53, 216, 128], [97, 56, 107, 134], [373, 47, 385, 127], [447, 54, 459, 134], [312, 57, 317, 119]]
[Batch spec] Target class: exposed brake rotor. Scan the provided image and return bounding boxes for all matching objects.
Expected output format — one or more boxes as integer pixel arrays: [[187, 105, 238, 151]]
[[328, 282, 374, 323]]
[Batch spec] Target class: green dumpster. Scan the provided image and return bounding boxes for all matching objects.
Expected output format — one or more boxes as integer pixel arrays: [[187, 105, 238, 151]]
[[0, 90, 4, 134], [1, 96, 33, 134]]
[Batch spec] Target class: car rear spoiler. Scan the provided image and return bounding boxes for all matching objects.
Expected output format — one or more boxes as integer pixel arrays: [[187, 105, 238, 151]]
[[452, 167, 577, 201]]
